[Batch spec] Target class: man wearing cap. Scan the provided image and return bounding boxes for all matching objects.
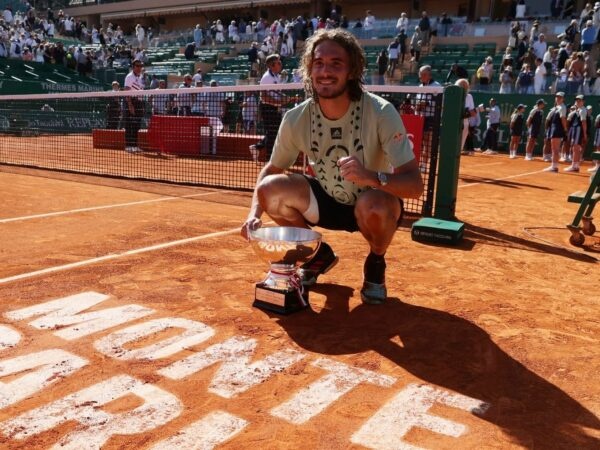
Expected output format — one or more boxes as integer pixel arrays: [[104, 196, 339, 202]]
[[543, 92, 568, 172], [565, 95, 587, 172], [525, 99, 545, 160]]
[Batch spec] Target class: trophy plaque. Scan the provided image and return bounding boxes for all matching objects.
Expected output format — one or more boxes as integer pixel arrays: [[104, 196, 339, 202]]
[[249, 226, 322, 314]]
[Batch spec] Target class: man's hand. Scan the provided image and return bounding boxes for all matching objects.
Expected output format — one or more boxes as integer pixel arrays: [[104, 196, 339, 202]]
[[337, 156, 374, 187], [241, 217, 262, 241]]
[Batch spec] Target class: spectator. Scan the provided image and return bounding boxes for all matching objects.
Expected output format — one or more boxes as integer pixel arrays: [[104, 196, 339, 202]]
[[123, 59, 146, 153], [229, 20, 240, 43], [509, 104, 526, 158], [193, 24, 203, 46], [515, 0, 526, 19], [387, 37, 400, 76], [192, 69, 203, 86], [446, 63, 468, 84], [184, 42, 196, 60], [481, 98, 501, 155], [242, 91, 259, 134], [106, 81, 122, 129], [375, 49, 388, 84], [363, 10, 375, 38], [397, 29, 408, 64], [409, 26, 423, 62], [396, 12, 408, 34], [202, 80, 227, 121], [398, 96, 415, 115], [516, 63, 534, 94], [580, 20, 596, 51], [533, 58, 547, 94], [415, 65, 441, 171], [248, 54, 297, 162], [525, 99, 546, 160], [551, 0, 564, 18], [499, 66, 515, 93], [176, 73, 194, 116], [135, 24, 145, 48], [439, 13, 452, 37], [564, 19, 579, 46], [152, 80, 173, 116], [516, 34, 528, 69], [418, 11, 431, 46], [476, 57, 494, 91], [532, 33, 547, 59], [215, 19, 225, 44], [501, 46, 515, 70]]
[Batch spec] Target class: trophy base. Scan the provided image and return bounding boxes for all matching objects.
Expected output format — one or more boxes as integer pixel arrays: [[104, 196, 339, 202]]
[[253, 282, 309, 315]]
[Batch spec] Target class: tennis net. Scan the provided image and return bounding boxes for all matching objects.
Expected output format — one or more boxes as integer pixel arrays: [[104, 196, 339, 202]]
[[0, 84, 443, 215]]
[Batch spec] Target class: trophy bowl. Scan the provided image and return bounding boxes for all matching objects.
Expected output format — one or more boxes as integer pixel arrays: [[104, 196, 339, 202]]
[[249, 226, 322, 314]]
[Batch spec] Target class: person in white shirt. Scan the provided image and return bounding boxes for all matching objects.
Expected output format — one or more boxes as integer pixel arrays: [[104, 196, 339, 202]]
[[248, 53, 298, 162], [192, 69, 203, 86], [123, 59, 146, 152], [135, 24, 145, 48], [532, 33, 547, 59], [396, 12, 408, 34], [363, 10, 375, 38], [534, 58, 546, 94]]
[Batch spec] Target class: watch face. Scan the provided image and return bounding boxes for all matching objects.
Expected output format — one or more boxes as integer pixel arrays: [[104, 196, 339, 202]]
[[378, 172, 388, 185]]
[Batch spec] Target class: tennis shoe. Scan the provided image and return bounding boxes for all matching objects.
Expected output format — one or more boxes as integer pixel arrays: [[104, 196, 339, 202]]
[[524, 155, 533, 161], [298, 242, 338, 286], [543, 166, 559, 172], [360, 281, 387, 305], [542, 155, 552, 162], [483, 149, 498, 155], [587, 166, 599, 173], [563, 166, 579, 172]]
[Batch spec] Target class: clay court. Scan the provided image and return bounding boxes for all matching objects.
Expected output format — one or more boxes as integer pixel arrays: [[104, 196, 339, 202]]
[[0, 152, 599, 449]]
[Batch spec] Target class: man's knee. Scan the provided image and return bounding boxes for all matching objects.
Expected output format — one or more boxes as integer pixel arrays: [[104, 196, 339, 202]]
[[355, 192, 401, 228]]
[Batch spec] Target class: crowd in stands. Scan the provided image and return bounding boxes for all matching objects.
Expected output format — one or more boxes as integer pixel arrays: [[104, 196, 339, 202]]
[[464, 2, 600, 94]]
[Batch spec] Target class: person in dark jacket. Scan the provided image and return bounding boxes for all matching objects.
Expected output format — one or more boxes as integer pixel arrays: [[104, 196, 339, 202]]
[[446, 63, 468, 83]]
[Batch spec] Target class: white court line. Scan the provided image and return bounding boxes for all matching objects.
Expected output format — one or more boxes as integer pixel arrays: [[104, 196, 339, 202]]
[[0, 191, 221, 224], [466, 162, 504, 168], [458, 169, 545, 189], [0, 227, 240, 285]]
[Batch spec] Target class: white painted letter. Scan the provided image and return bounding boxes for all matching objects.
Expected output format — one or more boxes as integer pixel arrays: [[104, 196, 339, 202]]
[[4, 291, 154, 340], [0, 325, 20, 351], [150, 410, 248, 450], [271, 357, 396, 424], [94, 317, 215, 360], [159, 335, 305, 398], [351, 383, 490, 450], [0, 349, 87, 409], [0, 374, 182, 450]]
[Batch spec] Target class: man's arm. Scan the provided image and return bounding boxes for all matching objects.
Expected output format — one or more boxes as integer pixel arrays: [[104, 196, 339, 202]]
[[241, 162, 286, 239], [337, 156, 423, 199]]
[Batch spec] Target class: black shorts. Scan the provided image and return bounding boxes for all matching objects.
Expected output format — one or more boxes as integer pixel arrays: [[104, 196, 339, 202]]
[[305, 176, 404, 233]]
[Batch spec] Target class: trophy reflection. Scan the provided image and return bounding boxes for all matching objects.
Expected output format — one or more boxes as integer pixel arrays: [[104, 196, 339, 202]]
[[249, 226, 322, 314]]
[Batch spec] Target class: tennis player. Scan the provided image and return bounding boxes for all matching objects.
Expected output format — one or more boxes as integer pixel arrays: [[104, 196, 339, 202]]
[[241, 29, 423, 304]]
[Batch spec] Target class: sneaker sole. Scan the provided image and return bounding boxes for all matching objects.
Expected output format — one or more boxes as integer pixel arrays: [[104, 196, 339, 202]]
[[301, 256, 339, 286]]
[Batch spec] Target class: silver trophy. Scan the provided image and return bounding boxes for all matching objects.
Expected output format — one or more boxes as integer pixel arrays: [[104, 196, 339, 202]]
[[249, 226, 322, 314]]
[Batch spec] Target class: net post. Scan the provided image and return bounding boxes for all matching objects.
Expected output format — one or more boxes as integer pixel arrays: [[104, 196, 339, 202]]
[[434, 85, 464, 220]]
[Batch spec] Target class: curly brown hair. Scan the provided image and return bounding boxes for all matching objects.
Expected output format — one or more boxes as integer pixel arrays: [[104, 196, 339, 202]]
[[299, 29, 365, 102]]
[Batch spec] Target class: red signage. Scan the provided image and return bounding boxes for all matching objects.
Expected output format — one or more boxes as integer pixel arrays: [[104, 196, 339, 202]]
[[400, 114, 425, 164]]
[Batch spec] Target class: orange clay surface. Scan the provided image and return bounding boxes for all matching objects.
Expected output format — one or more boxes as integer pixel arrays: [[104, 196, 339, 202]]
[[0, 154, 598, 450]]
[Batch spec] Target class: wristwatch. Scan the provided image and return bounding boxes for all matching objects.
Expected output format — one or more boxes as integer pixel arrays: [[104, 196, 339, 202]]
[[377, 171, 389, 186]]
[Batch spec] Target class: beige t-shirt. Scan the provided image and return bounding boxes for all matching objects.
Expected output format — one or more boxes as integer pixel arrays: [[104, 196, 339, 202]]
[[271, 92, 415, 205]]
